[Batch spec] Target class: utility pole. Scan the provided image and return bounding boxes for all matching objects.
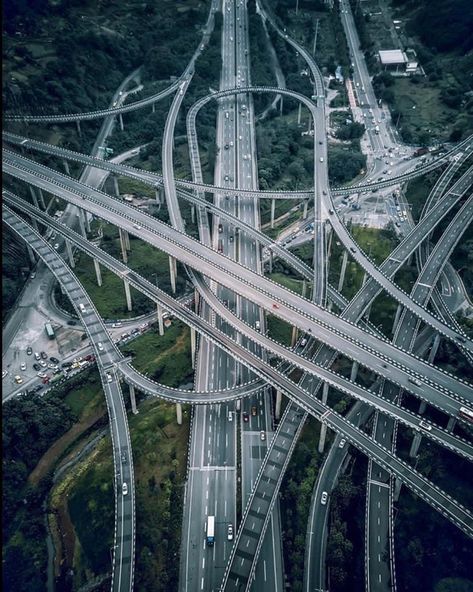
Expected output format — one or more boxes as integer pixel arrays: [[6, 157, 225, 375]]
[[295, 0, 299, 16]]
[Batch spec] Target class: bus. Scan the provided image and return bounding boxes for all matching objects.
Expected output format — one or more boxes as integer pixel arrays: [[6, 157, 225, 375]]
[[459, 407, 473, 424], [206, 516, 215, 546], [45, 322, 55, 340]]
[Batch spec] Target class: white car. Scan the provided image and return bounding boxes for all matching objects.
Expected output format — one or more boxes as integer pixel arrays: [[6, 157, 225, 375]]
[[20, 362, 27, 371], [97, 342, 104, 352], [227, 524, 234, 541], [339, 438, 347, 448], [122, 483, 128, 496], [321, 491, 328, 505]]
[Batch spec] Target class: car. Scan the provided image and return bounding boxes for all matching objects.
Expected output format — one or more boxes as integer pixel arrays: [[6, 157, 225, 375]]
[[260, 431, 266, 441], [122, 483, 128, 496], [318, 140, 323, 145], [106, 373, 113, 383], [39, 360, 47, 367], [37, 372, 47, 379], [229, 235, 234, 242], [338, 438, 347, 448], [47, 363, 57, 369], [224, 144, 229, 150], [53, 243, 60, 250], [34, 352, 41, 360], [2, 370, 8, 379], [97, 342, 104, 352], [26, 347, 33, 355], [329, 209, 334, 215], [33, 363, 41, 371], [408, 377, 422, 387], [319, 157, 324, 162], [133, 224, 142, 230], [67, 319, 77, 326], [50, 357, 60, 364], [227, 524, 234, 541], [251, 405, 257, 416], [242, 411, 249, 423], [112, 322, 122, 328], [255, 320, 260, 331], [40, 352, 48, 360], [272, 303, 280, 309], [322, 190, 327, 195], [350, 247, 357, 253], [224, 175, 229, 181], [228, 411, 233, 421], [419, 420, 432, 431], [30, 272, 36, 279], [229, 141, 234, 147], [321, 491, 328, 505], [300, 338, 307, 347], [20, 362, 27, 371], [61, 362, 72, 369], [14, 374, 23, 383]]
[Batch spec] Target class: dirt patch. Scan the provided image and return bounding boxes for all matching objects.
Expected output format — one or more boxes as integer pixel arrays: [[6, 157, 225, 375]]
[[28, 409, 106, 487]]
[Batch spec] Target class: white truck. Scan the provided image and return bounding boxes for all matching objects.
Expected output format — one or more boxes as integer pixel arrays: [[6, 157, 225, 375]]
[[206, 515, 215, 546]]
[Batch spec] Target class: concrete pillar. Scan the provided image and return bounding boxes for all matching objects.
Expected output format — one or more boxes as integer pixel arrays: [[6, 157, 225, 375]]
[[113, 175, 120, 198], [194, 289, 200, 313], [447, 416, 457, 432], [65, 240, 75, 268], [76, 120, 82, 136], [409, 431, 422, 458], [85, 211, 91, 233], [78, 210, 87, 238], [27, 245, 36, 265], [393, 477, 402, 501], [291, 325, 298, 348], [191, 205, 195, 224], [176, 403, 183, 425], [63, 159, 70, 176], [418, 400, 427, 415], [318, 382, 330, 452], [393, 304, 403, 332], [123, 279, 132, 311], [338, 250, 349, 292], [270, 199, 276, 229], [94, 259, 102, 286], [38, 188, 46, 209], [268, 250, 273, 274], [30, 217, 39, 232], [124, 230, 131, 251], [169, 255, 177, 294], [191, 327, 196, 369], [155, 189, 161, 205], [428, 334, 441, 363], [119, 113, 124, 131], [129, 384, 138, 415], [303, 200, 308, 220], [157, 303, 164, 336], [119, 228, 128, 263], [326, 227, 333, 261], [297, 103, 302, 125], [275, 390, 282, 420], [302, 279, 307, 299], [29, 185, 39, 208], [350, 361, 359, 382], [152, 102, 156, 113], [279, 96, 283, 115]]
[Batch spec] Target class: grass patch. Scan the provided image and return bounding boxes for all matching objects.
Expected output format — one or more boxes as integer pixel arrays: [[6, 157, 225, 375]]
[[267, 315, 293, 347], [268, 272, 306, 295]]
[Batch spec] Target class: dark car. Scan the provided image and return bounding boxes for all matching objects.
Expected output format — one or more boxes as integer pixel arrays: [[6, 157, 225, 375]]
[[40, 351, 48, 360], [61, 362, 72, 368], [50, 356, 60, 364], [251, 405, 257, 416], [33, 363, 41, 371], [242, 411, 249, 423], [67, 320, 77, 326], [26, 346, 33, 355]]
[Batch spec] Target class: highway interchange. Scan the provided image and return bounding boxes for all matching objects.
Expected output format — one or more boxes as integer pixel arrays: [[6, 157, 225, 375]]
[[3, 1, 473, 592]]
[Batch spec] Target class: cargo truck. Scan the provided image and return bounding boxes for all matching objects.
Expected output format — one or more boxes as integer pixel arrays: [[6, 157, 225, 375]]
[[206, 515, 215, 546]]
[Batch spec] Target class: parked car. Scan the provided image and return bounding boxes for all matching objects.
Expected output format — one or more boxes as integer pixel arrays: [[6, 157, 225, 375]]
[[242, 411, 249, 423], [33, 363, 41, 371], [40, 351, 48, 360], [50, 357, 60, 364], [26, 347, 33, 355]]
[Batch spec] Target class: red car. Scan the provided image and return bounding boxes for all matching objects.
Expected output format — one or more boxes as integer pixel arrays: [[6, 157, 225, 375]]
[[272, 303, 280, 309], [242, 411, 249, 423]]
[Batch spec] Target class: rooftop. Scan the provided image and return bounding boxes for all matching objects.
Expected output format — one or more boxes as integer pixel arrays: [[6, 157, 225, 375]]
[[378, 49, 407, 65]]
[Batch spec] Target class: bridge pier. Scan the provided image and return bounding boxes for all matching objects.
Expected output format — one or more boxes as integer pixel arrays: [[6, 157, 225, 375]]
[[338, 250, 348, 292], [302, 200, 308, 220], [29, 185, 40, 209], [37, 188, 46, 209], [30, 216, 39, 232], [447, 416, 457, 432], [270, 199, 276, 229], [291, 325, 298, 348], [76, 120, 82, 137], [129, 384, 138, 415], [176, 402, 183, 425], [123, 279, 132, 311], [94, 259, 102, 286], [78, 210, 87, 238], [63, 159, 70, 176], [326, 227, 333, 261], [268, 250, 273, 274], [124, 229, 131, 251], [65, 240, 75, 268], [429, 334, 441, 363], [157, 303, 164, 335], [275, 390, 282, 420], [191, 327, 196, 369], [350, 360, 359, 382], [191, 205, 195, 224], [393, 304, 403, 332], [393, 477, 402, 502], [27, 245, 36, 266], [194, 289, 200, 313], [152, 102, 155, 114], [409, 431, 422, 458], [85, 211, 92, 233], [302, 279, 307, 299], [113, 175, 120, 198], [119, 113, 124, 131], [119, 228, 128, 263], [297, 103, 302, 125], [318, 382, 330, 453], [169, 255, 177, 293], [279, 96, 283, 115]]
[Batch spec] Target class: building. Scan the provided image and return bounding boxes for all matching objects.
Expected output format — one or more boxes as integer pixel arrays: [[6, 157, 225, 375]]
[[378, 49, 420, 76]]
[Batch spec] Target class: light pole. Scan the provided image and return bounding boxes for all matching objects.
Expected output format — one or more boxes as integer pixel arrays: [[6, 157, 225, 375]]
[[313, 19, 320, 54]]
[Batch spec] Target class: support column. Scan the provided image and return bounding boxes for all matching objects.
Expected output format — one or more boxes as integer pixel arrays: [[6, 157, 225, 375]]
[[275, 390, 282, 420], [169, 255, 177, 294], [38, 188, 46, 209], [350, 361, 359, 382], [84, 211, 91, 233], [194, 289, 200, 313], [76, 120, 82, 136], [27, 245, 36, 266], [124, 230, 131, 251], [65, 240, 75, 268], [191, 327, 196, 369], [119, 228, 128, 263], [113, 175, 120, 198], [338, 250, 349, 292], [297, 103, 302, 125], [191, 205, 195, 224], [318, 382, 330, 452], [94, 259, 102, 286], [157, 303, 164, 335], [152, 102, 156, 113], [393, 304, 403, 332], [29, 185, 39, 208], [268, 250, 273, 274], [63, 159, 70, 176], [447, 416, 457, 432], [393, 477, 402, 502], [409, 431, 422, 458], [123, 279, 132, 311], [119, 113, 124, 131], [291, 325, 298, 348], [30, 216, 39, 232], [302, 279, 307, 299], [270, 199, 276, 229], [303, 200, 308, 220], [428, 334, 441, 363], [78, 210, 87, 238], [176, 403, 183, 425], [129, 384, 138, 415], [326, 227, 333, 261], [279, 96, 283, 115]]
